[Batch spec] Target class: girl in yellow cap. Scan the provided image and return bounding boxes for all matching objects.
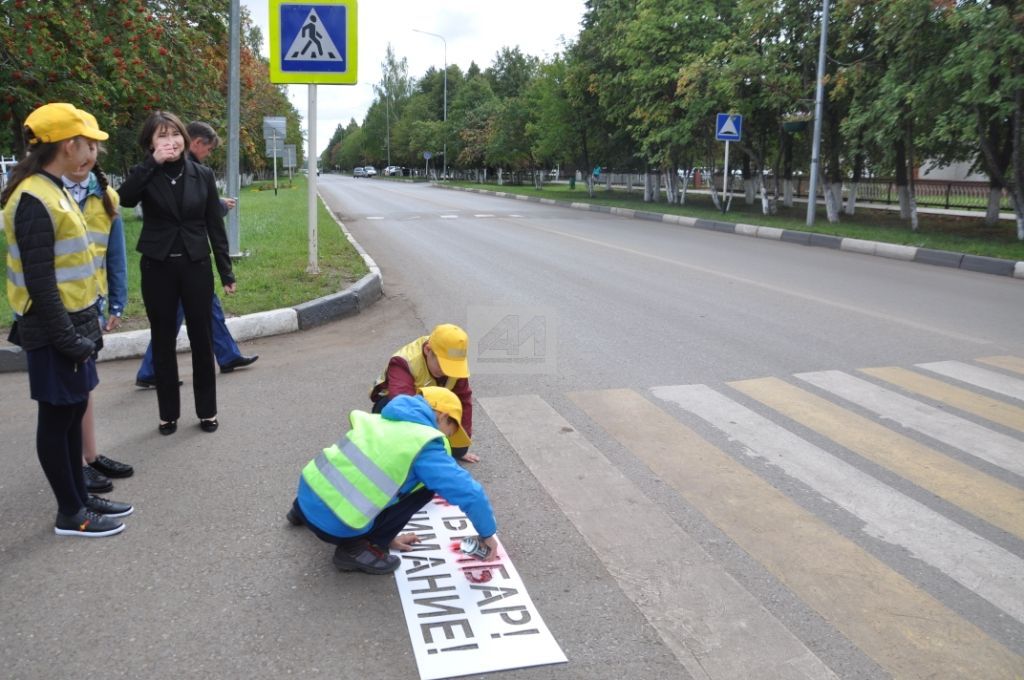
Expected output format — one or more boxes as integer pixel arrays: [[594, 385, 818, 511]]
[[2, 103, 133, 538]]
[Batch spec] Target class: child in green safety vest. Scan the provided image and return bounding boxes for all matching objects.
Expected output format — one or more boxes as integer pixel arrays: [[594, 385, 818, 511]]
[[287, 386, 498, 575]]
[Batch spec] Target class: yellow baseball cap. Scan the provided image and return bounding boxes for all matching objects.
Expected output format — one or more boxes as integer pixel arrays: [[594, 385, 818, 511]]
[[25, 103, 109, 144], [428, 324, 469, 379], [420, 386, 471, 449]]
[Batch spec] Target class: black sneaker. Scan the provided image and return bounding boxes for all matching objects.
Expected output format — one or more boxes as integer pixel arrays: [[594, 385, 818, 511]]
[[54, 508, 124, 537], [84, 465, 113, 493], [89, 455, 134, 478], [333, 539, 400, 575], [85, 495, 133, 518], [286, 507, 303, 526]]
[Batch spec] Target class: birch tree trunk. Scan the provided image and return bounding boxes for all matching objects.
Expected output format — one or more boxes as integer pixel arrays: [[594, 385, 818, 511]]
[[824, 182, 841, 223], [664, 170, 678, 204], [845, 183, 859, 215], [783, 179, 794, 207], [985, 186, 1003, 226]]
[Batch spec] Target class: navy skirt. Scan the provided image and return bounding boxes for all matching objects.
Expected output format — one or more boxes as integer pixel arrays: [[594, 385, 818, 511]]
[[26, 345, 98, 405]]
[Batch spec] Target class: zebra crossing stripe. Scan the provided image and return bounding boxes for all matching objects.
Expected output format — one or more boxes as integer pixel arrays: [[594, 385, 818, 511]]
[[859, 366, 1024, 433], [794, 370, 1024, 478], [978, 355, 1024, 376], [570, 388, 1024, 679], [651, 384, 1024, 625], [730, 376, 1024, 540], [915, 360, 1024, 402], [479, 394, 838, 680]]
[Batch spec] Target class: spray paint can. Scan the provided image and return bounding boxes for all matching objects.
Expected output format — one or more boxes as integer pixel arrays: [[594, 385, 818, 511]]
[[459, 535, 492, 561]]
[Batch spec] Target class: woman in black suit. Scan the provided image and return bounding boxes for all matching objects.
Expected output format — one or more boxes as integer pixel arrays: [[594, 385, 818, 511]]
[[118, 111, 235, 435]]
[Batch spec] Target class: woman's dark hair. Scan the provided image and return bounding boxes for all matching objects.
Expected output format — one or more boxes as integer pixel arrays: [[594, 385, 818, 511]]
[[137, 111, 190, 154], [0, 127, 60, 208], [92, 162, 117, 219]]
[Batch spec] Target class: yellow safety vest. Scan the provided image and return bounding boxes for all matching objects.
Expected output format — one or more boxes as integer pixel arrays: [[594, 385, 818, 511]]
[[4, 174, 99, 314], [370, 336, 459, 399], [80, 186, 119, 297], [302, 410, 451, 529]]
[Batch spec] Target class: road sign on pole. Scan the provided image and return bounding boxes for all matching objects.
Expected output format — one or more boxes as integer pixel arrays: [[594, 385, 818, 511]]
[[269, 1, 358, 276], [715, 113, 742, 214], [269, 0, 358, 84], [715, 113, 742, 142]]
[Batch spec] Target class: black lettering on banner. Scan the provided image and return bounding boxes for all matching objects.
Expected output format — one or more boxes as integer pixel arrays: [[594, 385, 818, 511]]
[[427, 643, 479, 655], [414, 594, 465, 618], [409, 572, 456, 594], [481, 604, 533, 626], [404, 521, 434, 533], [407, 534, 440, 552], [420, 618, 474, 644], [490, 629, 540, 639], [470, 584, 520, 607], [402, 555, 447, 574], [461, 563, 509, 580], [442, 515, 470, 531]]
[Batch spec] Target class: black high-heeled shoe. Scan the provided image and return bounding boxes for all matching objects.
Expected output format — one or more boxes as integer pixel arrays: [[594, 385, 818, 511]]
[[158, 420, 177, 435], [199, 418, 218, 433]]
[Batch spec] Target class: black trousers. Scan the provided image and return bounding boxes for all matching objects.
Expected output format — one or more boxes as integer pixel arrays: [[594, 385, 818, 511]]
[[292, 486, 436, 548], [37, 400, 89, 516], [140, 255, 216, 422]]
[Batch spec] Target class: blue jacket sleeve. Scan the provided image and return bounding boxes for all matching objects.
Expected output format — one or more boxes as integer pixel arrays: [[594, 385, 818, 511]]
[[104, 213, 128, 317], [411, 441, 497, 537]]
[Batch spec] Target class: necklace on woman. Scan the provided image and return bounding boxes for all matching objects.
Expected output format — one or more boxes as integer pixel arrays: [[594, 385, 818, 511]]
[[164, 167, 184, 185]]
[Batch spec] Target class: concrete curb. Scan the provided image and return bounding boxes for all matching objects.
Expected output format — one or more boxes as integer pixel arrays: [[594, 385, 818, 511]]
[[442, 184, 1024, 280], [0, 193, 383, 373]]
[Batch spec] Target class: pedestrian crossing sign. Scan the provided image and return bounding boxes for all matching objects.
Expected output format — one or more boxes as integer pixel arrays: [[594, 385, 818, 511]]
[[269, 0, 358, 84]]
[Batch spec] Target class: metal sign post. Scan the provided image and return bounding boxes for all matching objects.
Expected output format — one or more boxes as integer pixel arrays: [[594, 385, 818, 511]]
[[263, 116, 286, 196], [715, 113, 743, 214], [269, 0, 358, 276]]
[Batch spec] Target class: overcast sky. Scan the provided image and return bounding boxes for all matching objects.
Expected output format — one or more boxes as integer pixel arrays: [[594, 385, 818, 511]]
[[240, 1, 586, 157]]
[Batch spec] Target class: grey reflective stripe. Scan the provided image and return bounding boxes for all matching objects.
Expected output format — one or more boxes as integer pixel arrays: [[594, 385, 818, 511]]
[[93, 255, 106, 270], [55, 262, 96, 283], [89, 231, 110, 247], [7, 268, 25, 288], [338, 438, 401, 497], [53, 234, 91, 257], [7, 243, 19, 260], [313, 452, 379, 520]]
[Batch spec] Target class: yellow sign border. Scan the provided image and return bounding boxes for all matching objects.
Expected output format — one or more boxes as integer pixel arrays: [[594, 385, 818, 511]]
[[269, 0, 358, 85]]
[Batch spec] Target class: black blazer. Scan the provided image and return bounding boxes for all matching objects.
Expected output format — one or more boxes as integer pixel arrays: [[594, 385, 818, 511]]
[[118, 155, 234, 286]]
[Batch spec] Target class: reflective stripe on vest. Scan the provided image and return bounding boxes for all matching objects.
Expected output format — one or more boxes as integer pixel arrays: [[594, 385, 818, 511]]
[[81, 186, 118, 297], [370, 335, 458, 399], [301, 410, 450, 530], [3, 175, 98, 314]]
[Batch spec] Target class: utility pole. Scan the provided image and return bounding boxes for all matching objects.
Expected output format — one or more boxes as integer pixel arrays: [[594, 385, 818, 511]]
[[806, 0, 830, 227], [413, 29, 447, 179]]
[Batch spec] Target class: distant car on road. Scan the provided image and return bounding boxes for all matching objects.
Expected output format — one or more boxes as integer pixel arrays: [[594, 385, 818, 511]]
[[364, 166, 377, 177], [353, 166, 367, 177], [384, 165, 402, 176]]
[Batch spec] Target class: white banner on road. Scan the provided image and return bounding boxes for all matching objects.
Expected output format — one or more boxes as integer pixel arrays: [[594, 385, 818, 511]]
[[393, 496, 567, 680]]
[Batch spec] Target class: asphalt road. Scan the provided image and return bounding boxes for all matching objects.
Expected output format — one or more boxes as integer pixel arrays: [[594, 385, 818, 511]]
[[1, 175, 1021, 679]]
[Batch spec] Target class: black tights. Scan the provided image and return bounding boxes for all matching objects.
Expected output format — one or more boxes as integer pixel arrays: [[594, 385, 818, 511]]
[[36, 400, 89, 516]]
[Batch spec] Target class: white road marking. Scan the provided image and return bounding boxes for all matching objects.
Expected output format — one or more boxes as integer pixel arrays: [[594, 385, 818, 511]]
[[795, 370, 1024, 477], [652, 383, 1024, 625], [916, 361, 1024, 402]]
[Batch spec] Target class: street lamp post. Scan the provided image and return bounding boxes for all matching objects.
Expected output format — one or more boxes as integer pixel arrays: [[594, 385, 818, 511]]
[[806, 0, 830, 227], [413, 29, 446, 180]]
